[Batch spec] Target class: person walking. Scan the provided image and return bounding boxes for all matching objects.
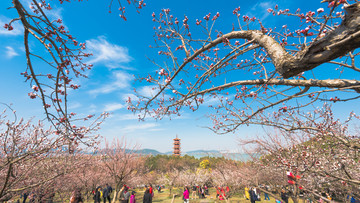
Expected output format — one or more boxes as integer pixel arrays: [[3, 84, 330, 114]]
[[94, 187, 102, 203], [103, 184, 112, 203], [121, 187, 130, 203], [129, 191, 136, 203], [70, 188, 83, 203], [200, 186, 205, 199], [21, 192, 28, 203], [183, 187, 189, 203], [143, 189, 152, 203], [264, 186, 270, 201], [249, 187, 257, 203], [264, 192, 270, 201], [281, 189, 289, 203], [191, 185, 197, 199], [244, 187, 250, 200], [148, 184, 154, 198]]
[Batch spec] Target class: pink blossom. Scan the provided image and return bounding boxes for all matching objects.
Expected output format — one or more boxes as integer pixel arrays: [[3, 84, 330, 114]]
[[165, 77, 171, 83], [317, 8, 324, 13], [32, 85, 39, 92], [28, 92, 37, 99]]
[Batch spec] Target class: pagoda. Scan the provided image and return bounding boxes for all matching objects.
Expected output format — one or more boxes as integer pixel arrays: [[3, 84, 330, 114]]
[[173, 135, 181, 156]]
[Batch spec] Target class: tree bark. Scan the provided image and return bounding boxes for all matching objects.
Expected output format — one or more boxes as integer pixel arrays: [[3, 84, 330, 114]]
[[185, 2, 360, 79], [278, 2, 360, 78]]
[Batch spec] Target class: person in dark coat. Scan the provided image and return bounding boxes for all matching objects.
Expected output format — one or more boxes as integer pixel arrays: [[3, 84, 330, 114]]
[[103, 184, 112, 203], [21, 192, 29, 203], [249, 188, 257, 203], [281, 189, 289, 203], [94, 187, 102, 203], [143, 189, 152, 203]]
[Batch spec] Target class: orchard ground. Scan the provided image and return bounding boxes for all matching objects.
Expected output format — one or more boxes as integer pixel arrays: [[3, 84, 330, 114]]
[[85, 187, 295, 203]]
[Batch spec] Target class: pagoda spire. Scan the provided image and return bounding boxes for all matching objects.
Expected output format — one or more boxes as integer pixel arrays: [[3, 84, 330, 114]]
[[173, 135, 181, 156]]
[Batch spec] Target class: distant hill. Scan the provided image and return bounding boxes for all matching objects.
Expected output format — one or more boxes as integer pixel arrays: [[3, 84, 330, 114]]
[[132, 149, 163, 155], [185, 150, 220, 154], [184, 150, 222, 159], [133, 149, 254, 161]]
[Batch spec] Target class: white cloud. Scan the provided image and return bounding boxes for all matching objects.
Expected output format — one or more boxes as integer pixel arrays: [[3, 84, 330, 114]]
[[122, 93, 138, 102], [0, 16, 23, 36], [86, 36, 132, 69], [88, 104, 97, 113], [121, 123, 162, 133], [104, 103, 124, 112], [47, 7, 63, 21], [5, 46, 19, 59], [89, 71, 133, 95], [109, 113, 139, 121], [68, 102, 82, 110], [138, 85, 159, 98], [247, 1, 275, 21]]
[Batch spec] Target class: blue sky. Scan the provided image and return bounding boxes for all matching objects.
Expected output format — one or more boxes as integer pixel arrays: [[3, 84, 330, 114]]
[[0, 0, 357, 153]]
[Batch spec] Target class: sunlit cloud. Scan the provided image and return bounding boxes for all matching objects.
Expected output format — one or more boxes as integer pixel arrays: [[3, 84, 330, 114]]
[[68, 102, 82, 110], [89, 71, 133, 95], [122, 93, 138, 102], [5, 46, 19, 59], [86, 36, 132, 69], [138, 85, 159, 98], [122, 123, 163, 133], [109, 113, 139, 121], [104, 103, 124, 112]]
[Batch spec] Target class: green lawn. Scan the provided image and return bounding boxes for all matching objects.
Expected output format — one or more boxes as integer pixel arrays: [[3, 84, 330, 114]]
[[119, 187, 296, 203]]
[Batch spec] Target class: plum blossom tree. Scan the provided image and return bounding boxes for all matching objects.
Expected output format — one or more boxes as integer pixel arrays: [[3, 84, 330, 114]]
[[3, 0, 146, 152], [1, 0, 146, 199], [241, 104, 360, 202], [51, 154, 108, 202], [0, 106, 69, 201], [128, 1, 360, 199], [101, 138, 143, 202], [156, 168, 181, 195], [131, 0, 360, 135]]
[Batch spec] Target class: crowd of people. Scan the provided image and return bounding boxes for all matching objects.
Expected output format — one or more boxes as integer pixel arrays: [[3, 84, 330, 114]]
[[244, 186, 360, 203], [189, 185, 210, 200], [15, 183, 360, 203], [182, 185, 232, 202], [109, 184, 154, 203], [65, 183, 154, 203], [91, 184, 113, 203], [19, 190, 56, 203]]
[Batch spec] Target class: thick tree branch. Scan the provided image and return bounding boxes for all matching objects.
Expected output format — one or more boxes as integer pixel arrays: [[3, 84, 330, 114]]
[[175, 78, 360, 105], [279, 2, 360, 78]]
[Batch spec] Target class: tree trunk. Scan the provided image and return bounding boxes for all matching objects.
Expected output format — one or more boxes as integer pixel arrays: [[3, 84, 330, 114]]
[[171, 194, 176, 203], [112, 190, 118, 203], [291, 196, 299, 203]]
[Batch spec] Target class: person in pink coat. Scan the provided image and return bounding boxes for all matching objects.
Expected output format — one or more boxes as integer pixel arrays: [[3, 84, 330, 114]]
[[183, 187, 190, 203], [130, 191, 136, 203]]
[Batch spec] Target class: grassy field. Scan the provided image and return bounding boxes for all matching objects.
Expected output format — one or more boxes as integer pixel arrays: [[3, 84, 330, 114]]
[[121, 187, 295, 203]]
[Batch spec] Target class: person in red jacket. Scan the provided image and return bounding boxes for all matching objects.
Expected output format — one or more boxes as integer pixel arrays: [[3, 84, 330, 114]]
[[148, 184, 154, 197]]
